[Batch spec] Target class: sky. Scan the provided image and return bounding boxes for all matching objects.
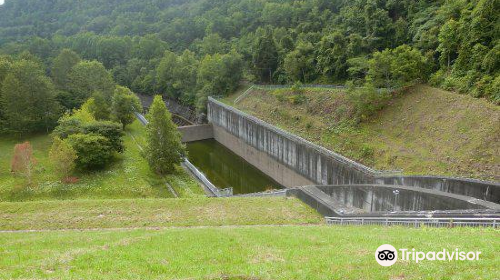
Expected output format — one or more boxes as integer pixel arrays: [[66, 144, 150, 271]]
[[0, 0, 4, 5]]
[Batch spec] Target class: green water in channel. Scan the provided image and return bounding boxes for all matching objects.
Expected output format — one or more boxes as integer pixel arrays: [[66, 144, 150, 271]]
[[186, 139, 283, 194]]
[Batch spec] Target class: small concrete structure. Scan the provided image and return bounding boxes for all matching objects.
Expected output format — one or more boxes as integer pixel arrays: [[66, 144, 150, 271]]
[[178, 124, 213, 143]]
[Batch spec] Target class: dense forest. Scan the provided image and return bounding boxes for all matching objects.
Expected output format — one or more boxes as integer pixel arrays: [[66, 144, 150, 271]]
[[0, 0, 498, 133]]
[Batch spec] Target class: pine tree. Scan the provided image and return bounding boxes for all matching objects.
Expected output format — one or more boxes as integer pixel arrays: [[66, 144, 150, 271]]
[[144, 95, 185, 174]]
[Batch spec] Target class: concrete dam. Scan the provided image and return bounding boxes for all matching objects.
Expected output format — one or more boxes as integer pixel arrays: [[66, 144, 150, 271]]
[[173, 97, 500, 217]]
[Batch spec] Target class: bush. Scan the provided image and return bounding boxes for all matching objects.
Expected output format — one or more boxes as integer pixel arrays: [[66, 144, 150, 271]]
[[347, 85, 391, 123], [428, 69, 446, 87], [83, 121, 124, 153], [67, 133, 115, 170], [53, 110, 124, 155], [49, 137, 77, 181], [11, 141, 37, 184]]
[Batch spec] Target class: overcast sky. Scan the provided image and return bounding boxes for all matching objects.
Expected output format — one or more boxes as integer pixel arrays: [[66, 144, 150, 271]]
[[0, 0, 4, 5]]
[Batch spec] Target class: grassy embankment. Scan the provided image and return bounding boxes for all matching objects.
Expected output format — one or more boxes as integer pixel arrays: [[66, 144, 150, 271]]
[[0, 225, 497, 279], [225, 85, 499, 181], [0, 120, 204, 201], [0, 197, 321, 230]]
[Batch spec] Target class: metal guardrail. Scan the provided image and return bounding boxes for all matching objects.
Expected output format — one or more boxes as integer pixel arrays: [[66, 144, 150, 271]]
[[135, 112, 149, 125], [183, 159, 232, 197], [234, 85, 255, 104], [325, 217, 499, 228], [253, 84, 347, 90]]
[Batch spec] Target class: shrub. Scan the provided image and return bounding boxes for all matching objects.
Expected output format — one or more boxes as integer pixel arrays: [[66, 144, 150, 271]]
[[347, 85, 391, 123], [83, 121, 124, 153], [53, 112, 124, 154], [11, 142, 37, 184], [67, 133, 115, 170], [49, 137, 77, 181]]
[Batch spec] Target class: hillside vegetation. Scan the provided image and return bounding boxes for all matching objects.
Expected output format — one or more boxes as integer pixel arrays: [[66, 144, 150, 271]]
[[232, 85, 500, 180], [0, 0, 498, 110]]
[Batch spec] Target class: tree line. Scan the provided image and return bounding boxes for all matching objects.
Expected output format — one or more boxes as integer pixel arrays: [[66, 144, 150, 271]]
[[4, 51, 184, 183], [0, 0, 497, 104]]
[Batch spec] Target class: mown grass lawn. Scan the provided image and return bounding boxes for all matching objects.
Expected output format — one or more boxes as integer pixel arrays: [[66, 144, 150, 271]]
[[0, 120, 203, 201], [0, 225, 497, 279], [0, 197, 322, 230]]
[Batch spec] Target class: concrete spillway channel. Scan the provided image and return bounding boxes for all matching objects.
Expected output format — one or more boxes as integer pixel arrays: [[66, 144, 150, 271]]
[[135, 97, 500, 224]]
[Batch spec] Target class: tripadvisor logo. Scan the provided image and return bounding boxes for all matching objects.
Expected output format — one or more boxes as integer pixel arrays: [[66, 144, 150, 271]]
[[375, 244, 481, 266], [375, 244, 397, 266]]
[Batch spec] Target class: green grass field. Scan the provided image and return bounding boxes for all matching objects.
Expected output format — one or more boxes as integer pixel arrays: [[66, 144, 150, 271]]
[[0, 197, 321, 230], [0, 120, 204, 201], [230, 85, 500, 181], [1, 226, 498, 279]]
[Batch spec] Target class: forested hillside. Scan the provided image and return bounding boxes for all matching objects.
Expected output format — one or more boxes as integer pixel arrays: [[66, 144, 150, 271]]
[[0, 0, 498, 119]]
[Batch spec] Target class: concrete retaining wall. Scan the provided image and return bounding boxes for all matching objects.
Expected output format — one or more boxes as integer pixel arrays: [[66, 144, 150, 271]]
[[178, 124, 213, 143], [207, 97, 500, 204], [316, 185, 500, 212], [212, 125, 315, 187]]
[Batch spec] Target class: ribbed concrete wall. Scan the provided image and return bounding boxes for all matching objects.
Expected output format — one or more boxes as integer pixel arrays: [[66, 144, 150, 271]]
[[207, 97, 500, 204], [208, 98, 378, 186]]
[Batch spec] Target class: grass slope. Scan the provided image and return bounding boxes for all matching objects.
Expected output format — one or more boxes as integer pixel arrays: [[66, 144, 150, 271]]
[[0, 226, 497, 279], [232, 85, 499, 181], [0, 197, 321, 230], [0, 120, 203, 201]]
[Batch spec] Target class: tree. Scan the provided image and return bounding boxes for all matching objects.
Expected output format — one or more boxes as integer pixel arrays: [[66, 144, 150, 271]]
[[49, 137, 77, 181], [437, 19, 460, 69], [84, 91, 111, 120], [1, 59, 61, 134], [175, 50, 199, 105], [367, 45, 428, 88], [96, 36, 131, 68], [317, 32, 348, 81], [196, 51, 242, 111], [0, 57, 12, 123], [111, 86, 142, 129], [0, 56, 12, 89], [11, 142, 37, 185], [51, 49, 81, 90], [194, 33, 228, 56], [252, 28, 279, 82], [66, 60, 115, 109], [144, 95, 185, 174], [156, 51, 178, 98], [283, 41, 316, 82], [366, 49, 393, 88]]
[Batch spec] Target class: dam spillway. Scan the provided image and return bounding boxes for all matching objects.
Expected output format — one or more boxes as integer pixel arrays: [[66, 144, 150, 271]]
[[170, 97, 500, 216]]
